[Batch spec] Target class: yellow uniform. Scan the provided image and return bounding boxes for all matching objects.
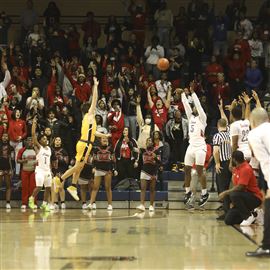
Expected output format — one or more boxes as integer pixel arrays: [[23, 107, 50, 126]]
[[75, 114, 97, 162]]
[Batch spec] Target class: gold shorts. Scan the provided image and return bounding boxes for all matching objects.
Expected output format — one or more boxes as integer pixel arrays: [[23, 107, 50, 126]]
[[75, 140, 93, 162]]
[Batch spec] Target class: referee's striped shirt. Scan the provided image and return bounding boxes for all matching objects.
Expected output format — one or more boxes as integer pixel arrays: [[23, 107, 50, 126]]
[[213, 131, 232, 162]]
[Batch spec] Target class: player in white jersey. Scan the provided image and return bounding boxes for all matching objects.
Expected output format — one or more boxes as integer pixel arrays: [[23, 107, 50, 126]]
[[180, 83, 209, 207], [246, 108, 270, 257], [230, 105, 251, 160], [28, 116, 52, 212]]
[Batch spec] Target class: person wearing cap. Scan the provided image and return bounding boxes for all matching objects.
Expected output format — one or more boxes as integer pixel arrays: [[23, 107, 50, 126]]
[[108, 99, 125, 147]]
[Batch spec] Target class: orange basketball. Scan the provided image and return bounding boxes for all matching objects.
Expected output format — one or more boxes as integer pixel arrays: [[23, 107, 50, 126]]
[[157, 58, 170, 71]]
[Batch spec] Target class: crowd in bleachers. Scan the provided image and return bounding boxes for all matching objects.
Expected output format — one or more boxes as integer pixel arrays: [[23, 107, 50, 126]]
[[0, 0, 270, 208]]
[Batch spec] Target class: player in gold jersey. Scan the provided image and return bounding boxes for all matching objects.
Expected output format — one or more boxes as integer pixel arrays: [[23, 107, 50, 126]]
[[54, 77, 110, 201]]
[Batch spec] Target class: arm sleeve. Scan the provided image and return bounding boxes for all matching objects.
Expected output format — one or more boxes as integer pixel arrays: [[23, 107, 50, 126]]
[[2, 70, 11, 89], [213, 133, 221, 146], [191, 92, 207, 124], [181, 93, 192, 120]]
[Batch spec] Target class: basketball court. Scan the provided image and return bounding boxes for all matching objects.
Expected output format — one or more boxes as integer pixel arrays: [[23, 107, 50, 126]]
[[1, 209, 268, 270]]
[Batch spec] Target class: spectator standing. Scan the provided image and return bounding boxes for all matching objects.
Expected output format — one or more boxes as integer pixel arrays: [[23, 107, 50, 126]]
[[165, 110, 188, 165], [245, 59, 263, 93], [114, 127, 139, 182], [107, 99, 125, 147], [17, 137, 36, 210], [213, 12, 229, 56], [104, 16, 121, 44], [0, 133, 14, 209], [43, 1, 61, 31], [81, 12, 101, 46], [234, 12, 253, 40], [145, 36, 164, 79], [5, 106, 27, 175], [154, 1, 173, 50], [0, 12, 12, 46], [20, 0, 38, 42], [248, 32, 263, 60], [174, 7, 188, 46], [0, 62, 11, 100]]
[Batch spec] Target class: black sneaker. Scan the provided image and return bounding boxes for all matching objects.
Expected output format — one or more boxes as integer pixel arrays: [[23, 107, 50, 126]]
[[246, 247, 270, 257], [184, 191, 192, 205], [198, 192, 210, 207]]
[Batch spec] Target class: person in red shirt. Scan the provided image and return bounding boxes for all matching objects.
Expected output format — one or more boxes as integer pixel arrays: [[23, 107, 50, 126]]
[[205, 55, 224, 86], [130, 4, 146, 45], [147, 86, 171, 131], [233, 31, 251, 64], [114, 127, 139, 182], [5, 105, 27, 175], [212, 73, 230, 104], [107, 99, 125, 147], [226, 51, 246, 98], [219, 151, 262, 226]]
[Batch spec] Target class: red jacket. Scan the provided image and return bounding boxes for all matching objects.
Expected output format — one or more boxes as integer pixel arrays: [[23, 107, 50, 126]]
[[233, 39, 251, 64], [107, 111, 125, 147], [226, 59, 246, 80], [68, 75, 91, 103], [212, 82, 230, 104], [205, 63, 224, 84], [5, 107, 27, 142], [47, 74, 57, 107], [81, 20, 101, 43]]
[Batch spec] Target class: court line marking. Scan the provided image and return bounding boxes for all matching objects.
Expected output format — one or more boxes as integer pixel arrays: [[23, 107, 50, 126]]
[[232, 225, 258, 246]]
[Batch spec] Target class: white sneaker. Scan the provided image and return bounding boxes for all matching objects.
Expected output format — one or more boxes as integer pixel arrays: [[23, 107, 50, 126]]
[[149, 205, 155, 212], [61, 203, 66, 209], [107, 204, 113, 211], [240, 214, 256, 226], [136, 204, 145, 212], [86, 203, 93, 210], [50, 204, 55, 211], [54, 203, 59, 210], [6, 203, 11, 209], [92, 203, 97, 210], [82, 203, 88, 210], [255, 208, 264, 225], [21, 205, 26, 211]]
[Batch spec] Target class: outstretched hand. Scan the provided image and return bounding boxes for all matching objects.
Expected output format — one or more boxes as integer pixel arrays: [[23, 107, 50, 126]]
[[93, 77, 99, 86], [241, 92, 252, 104]]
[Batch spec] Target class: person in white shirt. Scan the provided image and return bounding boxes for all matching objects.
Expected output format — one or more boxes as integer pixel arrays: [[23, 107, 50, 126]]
[[180, 83, 209, 208], [28, 116, 52, 212], [246, 108, 270, 257], [0, 62, 11, 100], [248, 32, 263, 59], [145, 36, 164, 79], [230, 105, 251, 160], [155, 72, 172, 102]]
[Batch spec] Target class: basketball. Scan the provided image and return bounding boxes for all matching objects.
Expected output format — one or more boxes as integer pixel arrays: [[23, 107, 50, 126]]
[[157, 58, 170, 71]]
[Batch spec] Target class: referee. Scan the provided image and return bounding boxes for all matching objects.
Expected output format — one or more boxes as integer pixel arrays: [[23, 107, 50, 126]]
[[213, 118, 232, 194]]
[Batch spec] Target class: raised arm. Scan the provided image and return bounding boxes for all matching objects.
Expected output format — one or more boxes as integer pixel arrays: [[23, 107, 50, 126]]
[[189, 83, 207, 124], [218, 98, 228, 124], [31, 116, 40, 150], [136, 96, 144, 126], [241, 92, 252, 120], [164, 86, 172, 109], [252, 90, 262, 108], [147, 87, 154, 108], [88, 77, 99, 115], [1, 62, 11, 93], [180, 90, 192, 120]]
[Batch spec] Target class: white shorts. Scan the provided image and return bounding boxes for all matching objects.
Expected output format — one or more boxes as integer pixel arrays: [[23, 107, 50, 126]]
[[35, 169, 52, 187], [94, 169, 109, 177], [78, 177, 92, 185], [140, 171, 156, 181], [184, 144, 207, 167]]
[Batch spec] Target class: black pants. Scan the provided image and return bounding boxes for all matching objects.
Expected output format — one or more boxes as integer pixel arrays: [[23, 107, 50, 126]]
[[216, 160, 231, 194], [223, 191, 261, 225], [262, 198, 270, 249], [117, 159, 134, 182]]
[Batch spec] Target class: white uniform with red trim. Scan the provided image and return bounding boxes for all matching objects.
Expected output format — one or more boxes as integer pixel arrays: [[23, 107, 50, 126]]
[[181, 92, 207, 166], [35, 146, 52, 187]]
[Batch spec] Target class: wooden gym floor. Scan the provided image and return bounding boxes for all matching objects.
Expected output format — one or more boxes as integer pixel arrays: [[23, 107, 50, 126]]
[[0, 209, 268, 270]]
